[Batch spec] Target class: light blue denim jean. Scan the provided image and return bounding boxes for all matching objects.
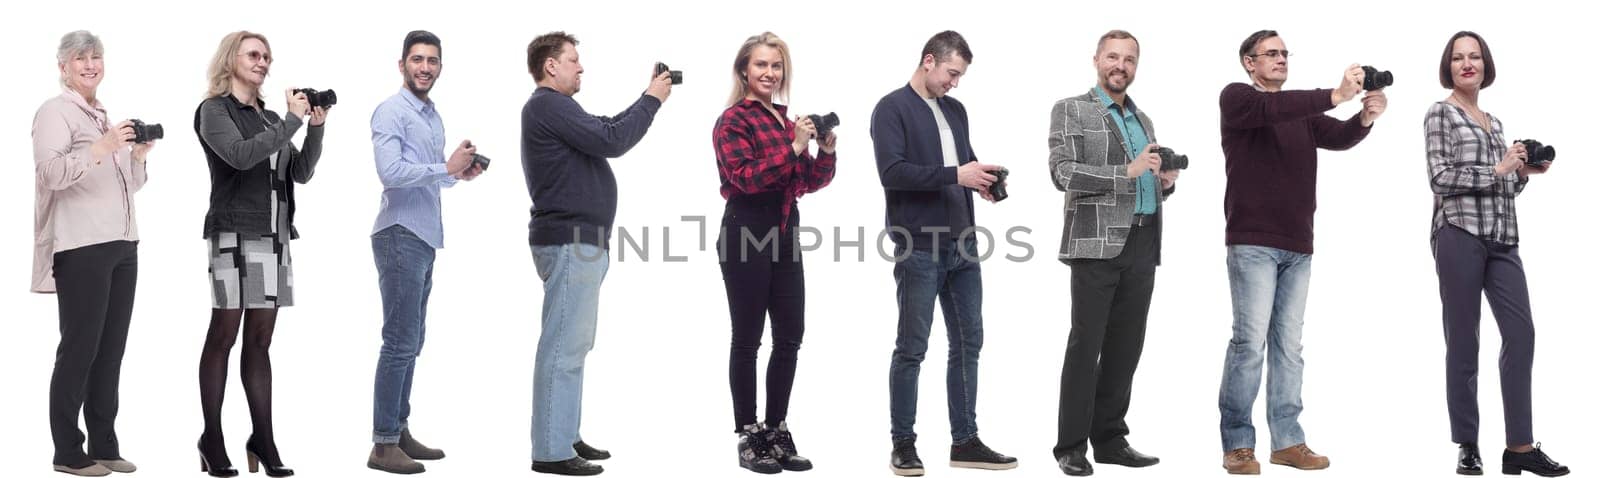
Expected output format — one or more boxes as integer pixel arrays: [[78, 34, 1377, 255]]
[[1218, 245, 1311, 452], [530, 243, 609, 462], [372, 225, 436, 444]]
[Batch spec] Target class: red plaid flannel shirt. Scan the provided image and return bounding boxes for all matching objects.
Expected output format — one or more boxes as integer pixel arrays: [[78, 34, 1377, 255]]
[[713, 100, 837, 230]]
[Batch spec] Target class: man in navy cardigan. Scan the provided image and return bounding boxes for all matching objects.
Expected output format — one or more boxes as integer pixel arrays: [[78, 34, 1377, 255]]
[[870, 30, 1014, 477]]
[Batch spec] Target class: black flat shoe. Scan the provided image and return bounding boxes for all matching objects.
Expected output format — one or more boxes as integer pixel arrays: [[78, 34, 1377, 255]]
[[1456, 443, 1482, 475], [244, 435, 294, 477], [531, 457, 603, 476], [1502, 444, 1569, 477], [1095, 445, 1159, 468], [1057, 448, 1093, 476], [574, 441, 610, 461]]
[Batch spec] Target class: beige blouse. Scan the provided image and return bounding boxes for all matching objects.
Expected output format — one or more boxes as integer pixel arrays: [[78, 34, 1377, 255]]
[[32, 88, 147, 293]]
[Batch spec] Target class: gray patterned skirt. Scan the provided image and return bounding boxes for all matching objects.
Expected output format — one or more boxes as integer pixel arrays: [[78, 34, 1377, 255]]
[[207, 232, 293, 309]]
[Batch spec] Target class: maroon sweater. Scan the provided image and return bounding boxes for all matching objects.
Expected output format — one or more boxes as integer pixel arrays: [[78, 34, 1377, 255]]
[[1219, 82, 1370, 254]]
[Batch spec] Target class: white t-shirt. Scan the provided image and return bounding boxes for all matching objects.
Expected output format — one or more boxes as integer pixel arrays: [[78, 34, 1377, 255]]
[[923, 97, 959, 167]]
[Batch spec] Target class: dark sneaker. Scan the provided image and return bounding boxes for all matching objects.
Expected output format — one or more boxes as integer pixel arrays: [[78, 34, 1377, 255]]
[[738, 424, 782, 474], [950, 436, 1018, 470], [765, 421, 813, 471], [891, 438, 924, 476]]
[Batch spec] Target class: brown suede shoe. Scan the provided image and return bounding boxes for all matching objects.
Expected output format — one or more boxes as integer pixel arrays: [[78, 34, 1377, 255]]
[[1270, 443, 1330, 470], [367, 444, 424, 474], [1223, 448, 1261, 475]]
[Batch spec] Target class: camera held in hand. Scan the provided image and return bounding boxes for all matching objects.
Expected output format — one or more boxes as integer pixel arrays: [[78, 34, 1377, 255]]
[[654, 62, 683, 85], [471, 153, 491, 172], [294, 88, 338, 108], [1360, 66, 1393, 91], [1516, 139, 1556, 167], [129, 119, 163, 144], [1155, 147, 1188, 171], [807, 112, 839, 138], [988, 167, 1010, 202]]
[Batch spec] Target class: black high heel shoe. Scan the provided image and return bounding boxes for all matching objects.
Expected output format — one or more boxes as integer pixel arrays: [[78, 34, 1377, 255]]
[[244, 435, 294, 477], [198, 437, 239, 477]]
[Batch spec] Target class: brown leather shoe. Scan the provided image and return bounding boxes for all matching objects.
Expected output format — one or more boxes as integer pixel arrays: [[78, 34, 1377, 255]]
[[1270, 443, 1330, 470], [1223, 448, 1261, 475]]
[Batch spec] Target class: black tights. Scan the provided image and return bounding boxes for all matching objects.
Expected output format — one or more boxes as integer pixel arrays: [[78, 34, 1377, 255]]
[[198, 308, 281, 465]]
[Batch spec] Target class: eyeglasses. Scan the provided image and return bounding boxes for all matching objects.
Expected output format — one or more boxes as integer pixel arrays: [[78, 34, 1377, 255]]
[[1248, 49, 1291, 60], [237, 51, 273, 63]]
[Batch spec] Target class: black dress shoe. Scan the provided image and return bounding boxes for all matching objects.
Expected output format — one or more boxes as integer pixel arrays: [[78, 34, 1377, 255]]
[[1094, 445, 1159, 468], [531, 457, 604, 476], [1456, 443, 1483, 475], [1057, 449, 1093, 476], [1502, 444, 1570, 477], [573, 441, 610, 461], [891, 439, 924, 476]]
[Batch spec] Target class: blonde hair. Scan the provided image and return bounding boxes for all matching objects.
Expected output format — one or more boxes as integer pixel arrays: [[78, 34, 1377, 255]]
[[205, 31, 271, 98], [726, 32, 792, 107]]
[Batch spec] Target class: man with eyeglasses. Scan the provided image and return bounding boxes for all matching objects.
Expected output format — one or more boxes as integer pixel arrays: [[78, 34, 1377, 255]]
[[1215, 29, 1386, 475]]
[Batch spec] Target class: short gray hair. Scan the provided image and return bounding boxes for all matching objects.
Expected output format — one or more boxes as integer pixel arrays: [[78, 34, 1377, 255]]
[[57, 30, 104, 63]]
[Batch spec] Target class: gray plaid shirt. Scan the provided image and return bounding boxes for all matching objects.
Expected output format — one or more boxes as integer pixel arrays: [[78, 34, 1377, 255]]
[[1424, 101, 1528, 246]]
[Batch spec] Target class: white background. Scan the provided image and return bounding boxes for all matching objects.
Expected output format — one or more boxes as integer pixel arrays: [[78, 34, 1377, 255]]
[[2, 0, 1595, 477]]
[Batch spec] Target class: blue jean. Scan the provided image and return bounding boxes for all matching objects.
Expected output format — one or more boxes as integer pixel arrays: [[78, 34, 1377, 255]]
[[530, 243, 609, 462], [1218, 245, 1311, 452], [371, 225, 436, 444], [889, 239, 984, 443]]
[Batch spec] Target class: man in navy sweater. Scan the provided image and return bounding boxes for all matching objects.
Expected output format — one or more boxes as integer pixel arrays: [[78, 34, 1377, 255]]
[[520, 31, 672, 476], [871, 30, 1014, 477], [1215, 30, 1386, 475]]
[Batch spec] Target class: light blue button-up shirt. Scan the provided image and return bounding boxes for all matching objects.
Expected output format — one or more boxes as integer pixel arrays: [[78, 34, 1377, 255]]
[[1094, 86, 1157, 215], [371, 88, 456, 249]]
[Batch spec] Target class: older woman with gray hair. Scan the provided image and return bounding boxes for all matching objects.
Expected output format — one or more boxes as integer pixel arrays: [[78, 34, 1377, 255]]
[[33, 29, 154, 477]]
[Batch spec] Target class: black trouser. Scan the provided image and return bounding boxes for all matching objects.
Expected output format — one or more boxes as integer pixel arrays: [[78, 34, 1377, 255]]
[[718, 192, 805, 431], [1055, 224, 1156, 457], [49, 240, 138, 466], [1435, 225, 1535, 447]]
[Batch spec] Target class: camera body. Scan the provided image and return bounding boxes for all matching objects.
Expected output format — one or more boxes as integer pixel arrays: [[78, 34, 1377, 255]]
[[129, 119, 163, 144], [654, 62, 683, 85], [1155, 147, 1188, 171], [1361, 66, 1393, 91], [807, 112, 839, 137], [988, 167, 1010, 202], [294, 88, 338, 108], [471, 153, 491, 172], [1516, 139, 1557, 166]]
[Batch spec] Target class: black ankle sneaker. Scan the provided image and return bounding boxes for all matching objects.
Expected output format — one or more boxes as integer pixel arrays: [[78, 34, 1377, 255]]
[[765, 421, 812, 471], [738, 424, 782, 474], [891, 438, 924, 476], [1502, 443, 1570, 477], [950, 436, 1018, 470]]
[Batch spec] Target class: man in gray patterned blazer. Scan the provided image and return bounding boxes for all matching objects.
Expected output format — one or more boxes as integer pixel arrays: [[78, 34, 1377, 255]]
[[1046, 30, 1178, 477]]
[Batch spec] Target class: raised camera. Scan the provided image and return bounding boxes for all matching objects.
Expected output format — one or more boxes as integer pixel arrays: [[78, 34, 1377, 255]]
[[654, 62, 682, 85], [1360, 66, 1393, 91]]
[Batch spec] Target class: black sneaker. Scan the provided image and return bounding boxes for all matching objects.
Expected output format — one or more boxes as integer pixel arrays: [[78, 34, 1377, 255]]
[[766, 421, 813, 471], [950, 436, 1018, 470], [891, 438, 924, 476], [739, 424, 783, 474], [531, 457, 603, 476], [1502, 443, 1570, 477]]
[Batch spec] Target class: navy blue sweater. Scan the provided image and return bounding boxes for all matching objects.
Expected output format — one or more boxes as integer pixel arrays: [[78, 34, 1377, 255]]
[[870, 84, 978, 252], [520, 87, 662, 248]]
